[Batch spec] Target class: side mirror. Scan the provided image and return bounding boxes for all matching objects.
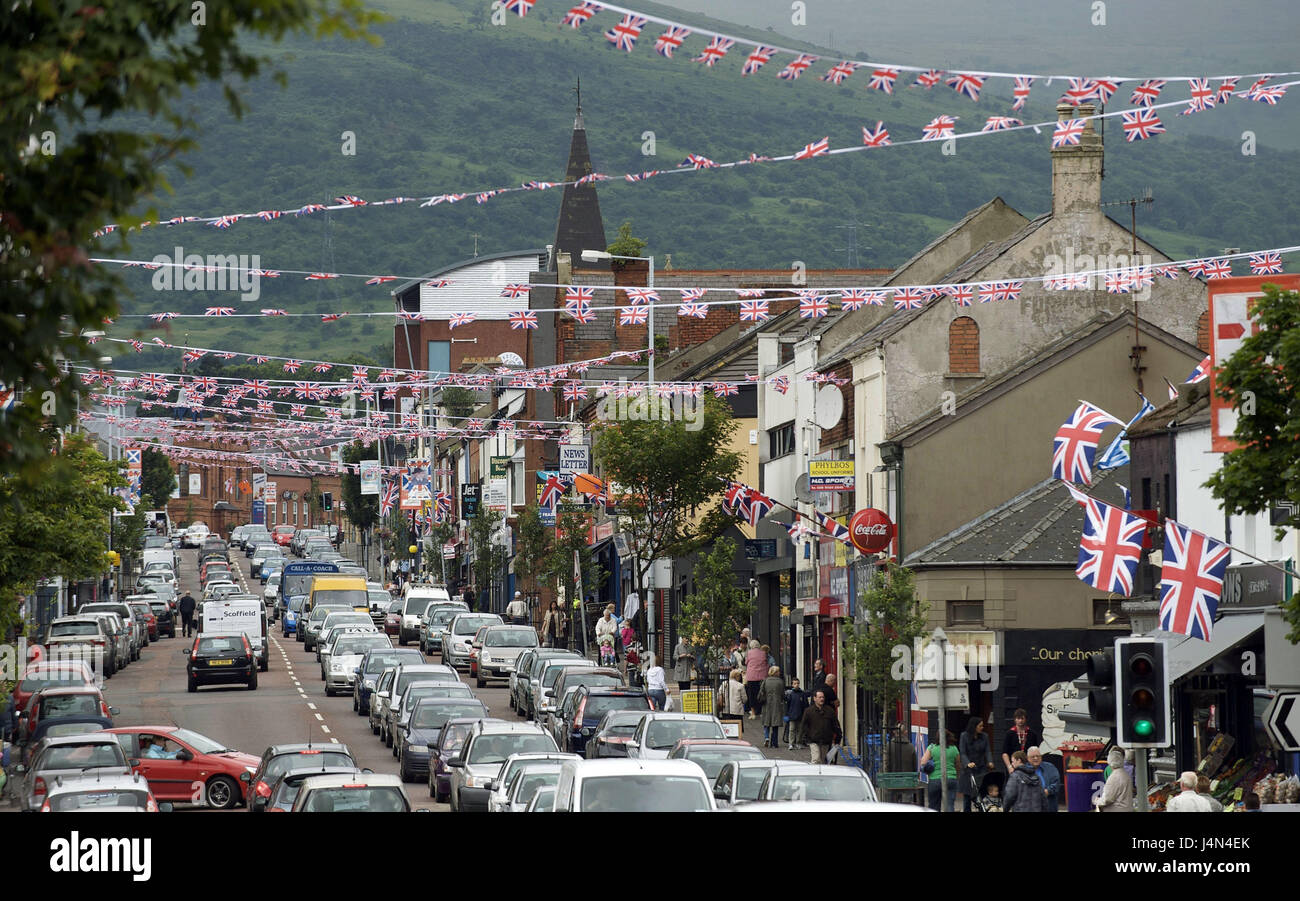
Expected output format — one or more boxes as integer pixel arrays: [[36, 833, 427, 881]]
[[108, 707, 120, 716], [14, 764, 27, 774], [447, 757, 465, 768], [176, 749, 194, 762], [240, 772, 251, 783], [714, 786, 729, 799], [353, 667, 361, 675], [484, 780, 497, 792], [129, 758, 141, 768], [361, 768, 373, 775], [180, 649, 191, 656], [426, 745, 438, 754]]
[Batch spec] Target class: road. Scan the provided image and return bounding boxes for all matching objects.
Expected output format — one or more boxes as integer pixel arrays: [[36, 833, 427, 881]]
[[102, 547, 516, 812]]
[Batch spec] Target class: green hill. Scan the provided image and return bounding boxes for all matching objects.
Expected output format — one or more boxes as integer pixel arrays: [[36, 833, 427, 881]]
[[108, 0, 1299, 370]]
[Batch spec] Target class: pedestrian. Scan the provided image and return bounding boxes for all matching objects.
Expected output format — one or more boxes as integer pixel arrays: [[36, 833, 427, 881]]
[[760, 666, 785, 748], [744, 640, 767, 719], [958, 716, 993, 812], [783, 678, 808, 750], [595, 607, 618, 663], [505, 591, 529, 626], [1000, 708, 1040, 774], [1195, 775, 1224, 812], [1003, 750, 1046, 812], [819, 672, 839, 711], [730, 641, 746, 675], [541, 600, 567, 649], [1026, 747, 1061, 812], [809, 658, 827, 697], [920, 731, 961, 812], [1096, 747, 1134, 812], [1165, 771, 1213, 812], [643, 653, 668, 711], [717, 669, 747, 727], [178, 591, 197, 637], [673, 638, 695, 691], [462, 584, 475, 610], [799, 689, 842, 765]]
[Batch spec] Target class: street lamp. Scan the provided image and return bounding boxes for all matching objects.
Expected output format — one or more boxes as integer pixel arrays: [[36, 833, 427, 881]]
[[580, 250, 656, 385]]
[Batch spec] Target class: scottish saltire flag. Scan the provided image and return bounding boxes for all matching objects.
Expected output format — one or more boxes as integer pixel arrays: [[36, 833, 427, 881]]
[[1052, 401, 1125, 485], [1118, 485, 1132, 510], [909, 682, 929, 781], [1096, 395, 1155, 470], [1075, 497, 1147, 596], [1159, 521, 1231, 640], [1185, 354, 1212, 384]]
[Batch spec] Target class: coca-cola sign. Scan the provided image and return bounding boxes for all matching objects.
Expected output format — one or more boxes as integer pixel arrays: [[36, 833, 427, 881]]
[[848, 508, 895, 554]]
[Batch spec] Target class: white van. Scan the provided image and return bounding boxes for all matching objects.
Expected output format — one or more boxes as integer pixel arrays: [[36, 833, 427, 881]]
[[200, 597, 269, 672], [141, 547, 178, 577], [398, 585, 451, 645]]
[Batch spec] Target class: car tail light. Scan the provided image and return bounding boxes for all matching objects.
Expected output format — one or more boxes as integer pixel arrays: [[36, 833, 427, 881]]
[[242, 636, 251, 656], [255, 780, 271, 798], [301, 749, 320, 755], [101, 701, 111, 717], [191, 641, 200, 661], [146, 795, 159, 812], [91, 638, 105, 647], [40, 799, 52, 812], [33, 777, 47, 797], [342, 783, 366, 789]]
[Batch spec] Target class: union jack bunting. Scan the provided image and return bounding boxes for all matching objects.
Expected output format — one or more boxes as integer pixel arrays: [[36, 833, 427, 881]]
[[211, 215, 239, 229], [989, 280, 1023, 301], [475, 191, 501, 204], [769, 376, 790, 395], [379, 481, 398, 516], [742, 46, 777, 75], [256, 210, 282, 221], [743, 488, 773, 527], [1248, 84, 1286, 105], [983, 116, 1023, 132], [1012, 76, 1033, 110], [251, 269, 281, 280], [623, 287, 659, 305], [1051, 401, 1124, 485], [282, 360, 302, 373], [842, 288, 888, 309], [1184, 259, 1212, 277], [799, 294, 830, 318], [306, 272, 339, 280], [1216, 77, 1239, 104], [433, 491, 453, 523], [777, 54, 818, 80], [618, 306, 647, 325], [1184, 354, 1212, 384], [654, 25, 690, 58], [1104, 272, 1133, 294], [243, 380, 270, 397], [679, 288, 707, 303], [569, 306, 596, 324], [693, 36, 734, 67], [893, 287, 926, 310], [913, 69, 943, 88], [739, 300, 770, 322], [204, 307, 236, 316], [575, 172, 611, 185], [868, 67, 899, 93], [677, 303, 708, 319], [509, 310, 539, 330], [561, 2, 600, 28], [320, 313, 347, 323], [1183, 78, 1216, 113], [794, 137, 830, 160], [505, 0, 536, 14], [290, 404, 307, 417], [312, 363, 333, 373], [821, 61, 859, 85], [861, 122, 891, 147], [562, 383, 588, 402], [1130, 79, 1165, 106], [1052, 119, 1087, 148], [246, 354, 270, 364], [1203, 258, 1232, 279], [351, 365, 371, 385], [921, 115, 957, 141], [1129, 269, 1155, 290], [1121, 108, 1165, 141], [1158, 521, 1230, 640], [712, 382, 738, 397], [260, 308, 287, 316], [335, 195, 367, 206], [945, 285, 975, 306], [449, 312, 476, 329], [565, 286, 595, 305], [255, 401, 273, 414], [605, 15, 647, 52], [127, 338, 143, 352], [1074, 496, 1147, 596], [397, 311, 424, 322], [683, 154, 717, 169], [1249, 251, 1283, 274], [946, 72, 986, 101], [150, 311, 177, 321], [624, 170, 660, 182]]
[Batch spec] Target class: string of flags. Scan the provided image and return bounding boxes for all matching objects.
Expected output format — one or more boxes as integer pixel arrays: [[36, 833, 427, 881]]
[[719, 478, 858, 550], [89, 76, 1296, 238]]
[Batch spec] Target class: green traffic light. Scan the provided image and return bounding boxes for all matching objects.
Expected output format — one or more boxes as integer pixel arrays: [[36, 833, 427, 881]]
[[1134, 719, 1155, 738]]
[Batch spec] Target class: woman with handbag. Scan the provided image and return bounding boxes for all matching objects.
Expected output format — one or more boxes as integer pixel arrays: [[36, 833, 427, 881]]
[[958, 716, 993, 812], [541, 600, 567, 649], [919, 730, 961, 813]]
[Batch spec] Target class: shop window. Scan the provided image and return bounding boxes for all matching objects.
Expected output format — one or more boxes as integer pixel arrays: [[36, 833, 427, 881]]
[[947, 601, 983, 626]]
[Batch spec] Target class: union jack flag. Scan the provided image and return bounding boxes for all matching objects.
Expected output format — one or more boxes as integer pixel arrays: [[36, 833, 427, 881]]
[[868, 67, 899, 93], [211, 215, 239, 229], [379, 481, 398, 516], [498, 284, 530, 299], [522, 181, 555, 191], [1130, 269, 1155, 290], [283, 360, 302, 372], [893, 287, 926, 310], [504, 0, 534, 16], [987, 280, 1023, 302], [618, 306, 647, 325], [818, 511, 852, 545], [150, 311, 177, 322], [563, 383, 588, 402], [769, 376, 790, 395], [364, 276, 396, 285], [794, 137, 830, 160], [821, 61, 859, 85], [475, 191, 501, 204], [777, 54, 818, 80], [922, 115, 957, 141], [1159, 521, 1230, 640], [1012, 75, 1033, 111], [1184, 259, 1212, 277], [678, 302, 708, 319], [295, 203, 323, 215], [1052, 118, 1087, 148], [375, 369, 399, 382], [946, 72, 986, 101], [204, 307, 235, 316], [570, 306, 596, 324], [260, 308, 287, 317], [743, 488, 773, 527], [433, 491, 453, 523], [1203, 258, 1232, 279], [913, 69, 943, 88], [245, 354, 270, 364], [251, 269, 280, 279], [623, 287, 658, 305], [861, 121, 891, 147], [1104, 272, 1133, 294], [694, 36, 734, 67], [721, 481, 747, 517], [799, 294, 830, 318], [654, 25, 690, 58], [683, 154, 717, 169], [1072, 491, 1147, 596], [712, 382, 738, 397], [138, 373, 168, 393], [739, 300, 770, 322], [509, 310, 539, 330], [575, 172, 611, 185], [605, 15, 647, 52], [351, 365, 370, 385], [1060, 78, 1116, 105], [449, 312, 476, 329], [562, 2, 600, 28], [321, 313, 347, 323], [679, 288, 707, 303], [254, 400, 273, 414], [1051, 401, 1124, 485], [255, 209, 283, 221], [539, 474, 567, 511], [306, 272, 339, 280], [624, 170, 661, 182], [945, 285, 974, 306], [312, 363, 333, 373], [1216, 77, 1239, 104], [1183, 78, 1216, 113], [982, 116, 1022, 132], [742, 46, 777, 75], [244, 379, 271, 397], [1121, 107, 1165, 141], [1249, 251, 1283, 274], [1130, 79, 1165, 106], [843, 288, 888, 309], [1185, 354, 1212, 384], [565, 286, 595, 305], [1248, 84, 1286, 105]]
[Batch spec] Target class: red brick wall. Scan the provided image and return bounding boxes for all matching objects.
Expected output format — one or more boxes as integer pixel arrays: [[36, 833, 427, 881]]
[[1196, 310, 1211, 354], [819, 362, 854, 447], [948, 316, 980, 374]]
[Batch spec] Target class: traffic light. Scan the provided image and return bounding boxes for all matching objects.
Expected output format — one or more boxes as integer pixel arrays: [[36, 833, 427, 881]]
[[322, 492, 333, 512], [1084, 647, 1116, 729], [1116, 637, 1170, 748]]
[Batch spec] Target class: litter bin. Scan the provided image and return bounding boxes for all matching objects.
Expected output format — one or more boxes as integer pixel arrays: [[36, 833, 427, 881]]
[[1066, 768, 1106, 812], [1059, 740, 1105, 770]]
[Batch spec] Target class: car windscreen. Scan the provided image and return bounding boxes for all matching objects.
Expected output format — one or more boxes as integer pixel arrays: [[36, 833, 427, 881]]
[[41, 744, 126, 770], [50, 789, 148, 811], [313, 590, 366, 608], [287, 597, 307, 612], [440, 723, 474, 751], [41, 694, 100, 716], [197, 637, 243, 655], [20, 670, 90, 692], [736, 768, 771, 801], [429, 608, 462, 627], [682, 748, 763, 781], [265, 751, 355, 782], [404, 597, 436, 617], [49, 622, 101, 637], [543, 665, 587, 688], [335, 636, 389, 656], [284, 573, 327, 598], [772, 775, 873, 802], [149, 603, 169, 616], [647, 719, 725, 749], [485, 629, 538, 648], [363, 651, 421, 674], [168, 728, 225, 754], [467, 733, 556, 764], [368, 591, 390, 607], [453, 616, 498, 635], [515, 771, 561, 805], [411, 703, 485, 729], [578, 775, 710, 812], [396, 671, 454, 694], [322, 614, 370, 629], [584, 695, 651, 722], [302, 787, 406, 812]]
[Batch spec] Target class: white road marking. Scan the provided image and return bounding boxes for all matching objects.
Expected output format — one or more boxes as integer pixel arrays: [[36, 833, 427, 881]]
[[307, 702, 317, 710], [321, 725, 331, 734], [329, 737, 339, 744], [315, 713, 324, 721]]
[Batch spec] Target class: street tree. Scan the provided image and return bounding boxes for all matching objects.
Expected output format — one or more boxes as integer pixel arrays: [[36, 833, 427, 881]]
[[467, 510, 509, 607], [139, 449, 177, 511], [340, 443, 381, 533], [513, 506, 551, 599], [545, 510, 607, 642], [0, 0, 382, 472], [1203, 285, 1300, 639], [679, 538, 752, 687]]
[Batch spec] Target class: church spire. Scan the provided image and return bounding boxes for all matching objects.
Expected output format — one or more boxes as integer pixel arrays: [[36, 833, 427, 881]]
[[552, 81, 607, 270]]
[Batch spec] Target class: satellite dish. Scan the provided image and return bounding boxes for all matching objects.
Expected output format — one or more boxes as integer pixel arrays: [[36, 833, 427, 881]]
[[813, 385, 844, 430], [794, 473, 814, 505], [499, 352, 524, 367]]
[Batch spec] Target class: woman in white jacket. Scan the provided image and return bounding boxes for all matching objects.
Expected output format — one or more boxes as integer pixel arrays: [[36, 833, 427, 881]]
[[594, 608, 618, 651]]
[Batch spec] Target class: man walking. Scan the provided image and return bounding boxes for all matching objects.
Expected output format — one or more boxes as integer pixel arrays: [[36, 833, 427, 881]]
[[810, 658, 827, 697], [505, 591, 529, 626], [1027, 747, 1061, 812], [799, 689, 842, 764], [178, 591, 197, 638], [1165, 772, 1214, 811]]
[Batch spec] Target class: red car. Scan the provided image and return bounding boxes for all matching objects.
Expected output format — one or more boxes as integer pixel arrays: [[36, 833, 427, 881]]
[[467, 625, 490, 680], [384, 600, 402, 637], [272, 525, 295, 547], [106, 726, 261, 809], [11, 661, 97, 715], [126, 600, 158, 640]]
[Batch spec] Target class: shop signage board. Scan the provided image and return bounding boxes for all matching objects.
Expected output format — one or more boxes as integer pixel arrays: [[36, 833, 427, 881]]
[[490, 456, 510, 478], [1220, 562, 1286, 607], [809, 460, 854, 491], [559, 444, 589, 475], [680, 689, 715, 715], [359, 460, 381, 495]]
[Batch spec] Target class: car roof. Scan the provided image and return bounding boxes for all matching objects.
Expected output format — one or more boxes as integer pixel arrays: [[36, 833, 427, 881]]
[[581, 686, 646, 697], [37, 732, 121, 747], [45, 772, 148, 793], [273, 766, 360, 783], [502, 751, 580, 763], [297, 773, 403, 789], [673, 739, 755, 750], [266, 743, 355, 757], [562, 758, 711, 778], [52, 615, 103, 623], [766, 763, 871, 777], [474, 721, 549, 736], [732, 801, 924, 813], [412, 697, 486, 709], [395, 663, 456, 675], [106, 726, 179, 734], [639, 712, 719, 723], [33, 685, 102, 697]]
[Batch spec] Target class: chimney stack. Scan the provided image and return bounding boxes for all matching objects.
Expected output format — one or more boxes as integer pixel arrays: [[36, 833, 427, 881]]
[[1051, 102, 1104, 218]]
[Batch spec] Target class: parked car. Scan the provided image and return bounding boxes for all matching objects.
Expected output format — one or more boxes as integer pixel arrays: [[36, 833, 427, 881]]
[[396, 698, 489, 783], [667, 739, 766, 782], [43, 615, 115, 677], [73, 611, 129, 673], [398, 585, 452, 645], [380, 664, 461, 746], [282, 596, 306, 637], [244, 742, 360, 812], [753, 763, 880, 804], [11, 661, 97, 715], [264, 765, 362, 813], [551, 758, 716, 812], [482, 752, 579, 813], [419, 602, 468, 655], [37, 772, 164, 812], [515, 649, 584, 720], [384, 600, 403, 637], [107, 726, 261, 809], [447, 721, 559, 812], [185, 633, 258, 692], [711, 759, 782, 808], [20, 686, 117, 744], [322, 632, 391, 696], [526, 787, 557, 812], [475, 624, 539, 688], [586, 709, 651, 759], [440, 613, 502, 668], [560, 686, 653, 756], [147, 600, 176, 638], [126, 600, 158, 641], [544, 667, 625, 739], [428, 717, 503, 803], [12, 733, 132, 812], [625, 713, 727, 761], [353, 648, 425, 716], [290, 773, 411, 812]]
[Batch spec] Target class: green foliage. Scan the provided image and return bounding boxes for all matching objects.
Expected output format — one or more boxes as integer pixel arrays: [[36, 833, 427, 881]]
[[340, 443, 381, 532], [1203, 286, 1300, 640], [607, 221, 647, 260], [113, 510, 146, 563], [513, 505, 550, 596], [680, 538, 752, 677], [840, 563, 928, 728], [440, 387, 479, 422], [467, 509, 508, 594], [140, 448, 177, 510], [546, 511, 606, 606], [0, 0, 383, 471]]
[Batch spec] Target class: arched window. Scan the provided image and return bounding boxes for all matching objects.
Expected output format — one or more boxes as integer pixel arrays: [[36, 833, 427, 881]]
[[948, 316, 980, 375]]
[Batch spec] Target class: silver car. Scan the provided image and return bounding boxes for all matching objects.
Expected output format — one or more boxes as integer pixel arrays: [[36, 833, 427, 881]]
[[322, 632, 392, 696], [380, 664, 460, 747], [515, 650, 584, 720], [447, 722, 559, 812], [441, 613, 502, 669], [314, 612, 375, 660], [43, 615, 115, 677], [625, 713, 726, 760], [317, 623, 380, 673], [38, 772, 164, 812], [484, 753, 579, 813], [13, 733, 131, 812], [475, 625, 538, 688]]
